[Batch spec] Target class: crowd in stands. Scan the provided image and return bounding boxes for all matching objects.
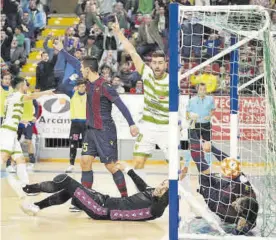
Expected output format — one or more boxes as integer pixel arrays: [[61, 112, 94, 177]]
[[1, 0, 276, 96]]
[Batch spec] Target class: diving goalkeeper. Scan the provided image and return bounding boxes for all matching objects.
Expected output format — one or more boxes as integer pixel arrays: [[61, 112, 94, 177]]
[[182, 130, 259, 235], [20, 163, 169, 221]]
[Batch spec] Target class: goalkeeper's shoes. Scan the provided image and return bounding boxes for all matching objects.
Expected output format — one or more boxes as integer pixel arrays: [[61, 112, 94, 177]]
[[6, 165, 16, 173], [65, 165, 75, 173], [20, 201, 40, 216]]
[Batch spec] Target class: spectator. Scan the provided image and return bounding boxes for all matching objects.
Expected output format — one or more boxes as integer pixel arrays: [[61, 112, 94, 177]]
[[118, 61, 141, 92], [4, 39, 27, 75], [2, 0, 21, 29], [36, 52, 57, 91], [138, 0, 154, 14], [203, 33, 221, 60], [14, 25, 25, 47], [191, 65, 218, 93], [84, 35, 101, 60], [134, 12, 143, 29], [100, 63, 113, 83], [99, 50, 118, 72], [181, 13, 203, 63], [1, 28, 13, 63], [43, 32, 60, 60], [75, 22, 88, 45], [112, 75, 125, 94], [26, 0, 46, 37], [21, 11, 35, 56], [97, 0, 117, 16], [64, 27, 78, 53], [136, 14, 165, 56], [114, 2, 130, 30], [62, 49, 83, 86], [130, 79, 144, 94], [91, 12, 120, 51], [155, 6, 167, 37], [125, 0, 138, 19]]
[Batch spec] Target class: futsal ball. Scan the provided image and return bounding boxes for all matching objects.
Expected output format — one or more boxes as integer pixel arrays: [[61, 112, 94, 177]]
[[221, 157, 241, 179]]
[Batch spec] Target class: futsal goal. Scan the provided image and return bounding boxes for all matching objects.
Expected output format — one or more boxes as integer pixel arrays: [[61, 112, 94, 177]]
[[168, 3, 276, 240]]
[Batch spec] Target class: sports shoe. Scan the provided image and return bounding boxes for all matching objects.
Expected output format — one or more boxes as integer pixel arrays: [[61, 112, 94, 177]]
[[65, 165, 74, 173], [6, 165, 16, 173], [69, 205, 82, 212], [20, 201, 40, 216]]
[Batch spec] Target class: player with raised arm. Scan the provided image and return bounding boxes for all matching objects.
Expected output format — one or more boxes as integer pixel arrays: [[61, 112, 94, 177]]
[[53, 40, 139, 198], [20, 162, 169, 222], [181, 131, 259, 235], [112, 17, 170, 181], [0, 77, 54, 199]]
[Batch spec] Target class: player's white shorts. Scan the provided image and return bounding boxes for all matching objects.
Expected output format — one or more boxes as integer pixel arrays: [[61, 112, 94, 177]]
[[0, 128, 24, 160], [133, 122, 168, 159]]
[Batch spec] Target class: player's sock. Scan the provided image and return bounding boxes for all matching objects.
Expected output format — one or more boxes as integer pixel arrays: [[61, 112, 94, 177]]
[[17, 163, 29, 186], [69, 141, 77, 165], [6, 172, 26, 199], [29, 153, 35, 164], [112, 170, 128, 197], [6, 158, 11, 167], [81, 170, 93, 188], [204, 152, 213, 165]]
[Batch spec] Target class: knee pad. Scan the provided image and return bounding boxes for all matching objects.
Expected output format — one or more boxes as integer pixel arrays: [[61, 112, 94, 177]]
[[53, 174, 69, 183]]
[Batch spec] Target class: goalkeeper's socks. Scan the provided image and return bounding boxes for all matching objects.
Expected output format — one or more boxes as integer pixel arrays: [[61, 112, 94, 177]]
[[17, 163, 29, 186], [204, 152, 213, 165]]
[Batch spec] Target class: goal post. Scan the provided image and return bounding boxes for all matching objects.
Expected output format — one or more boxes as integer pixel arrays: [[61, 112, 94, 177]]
[[168, 3, 276, 240]]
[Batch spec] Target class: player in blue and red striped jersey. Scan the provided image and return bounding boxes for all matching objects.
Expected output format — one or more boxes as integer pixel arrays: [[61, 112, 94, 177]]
[[54, 40, 139, 198]]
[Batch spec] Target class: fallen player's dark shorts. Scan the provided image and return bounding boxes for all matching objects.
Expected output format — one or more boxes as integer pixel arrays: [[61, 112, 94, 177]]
[[81, 121, 118, 163], [72, 186, 110, 220], [69, 121, 86, 141], [18, 124, 33, 140], [189, 122, 211, 141]]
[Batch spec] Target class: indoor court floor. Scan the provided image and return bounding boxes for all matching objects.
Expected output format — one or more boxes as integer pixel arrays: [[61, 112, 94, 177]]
[[1, 163, 274, 240], [1, 163, 173, 240]]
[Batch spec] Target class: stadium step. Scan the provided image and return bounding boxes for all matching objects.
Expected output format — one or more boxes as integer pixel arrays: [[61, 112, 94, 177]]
[[41, 28, 66, 37], [21, 63, 38, 73], [20, 15, 79, 88], [48, 17, 79, 27]]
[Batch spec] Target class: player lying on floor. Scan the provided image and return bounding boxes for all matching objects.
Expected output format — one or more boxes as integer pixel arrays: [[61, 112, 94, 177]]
[[182, 131, 259, 235], [20, 163, 169, 221]]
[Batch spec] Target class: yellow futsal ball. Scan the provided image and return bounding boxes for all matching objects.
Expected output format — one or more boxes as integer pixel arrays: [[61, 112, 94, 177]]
[[221, 157, 241, 179]]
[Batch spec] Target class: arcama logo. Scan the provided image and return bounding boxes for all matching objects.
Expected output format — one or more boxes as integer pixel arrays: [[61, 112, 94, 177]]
[[43, 98, 70, 114]]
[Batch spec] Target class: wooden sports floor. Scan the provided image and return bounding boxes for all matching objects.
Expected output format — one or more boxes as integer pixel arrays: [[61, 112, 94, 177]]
[[1, 163, 270, 240], [1, 163, 177, 240]]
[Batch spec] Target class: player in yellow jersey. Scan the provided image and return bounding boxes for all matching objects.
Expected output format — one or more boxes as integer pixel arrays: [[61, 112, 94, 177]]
[[64, 79, 87, 173], [0, 77, 54, 200], [17, 82, 39, 171]]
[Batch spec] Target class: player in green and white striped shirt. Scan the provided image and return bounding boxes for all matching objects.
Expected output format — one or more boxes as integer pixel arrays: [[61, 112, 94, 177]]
[[0, 77, 54, 200], [113, 18, 170, 180]]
